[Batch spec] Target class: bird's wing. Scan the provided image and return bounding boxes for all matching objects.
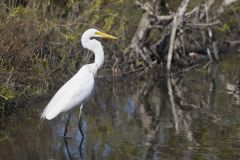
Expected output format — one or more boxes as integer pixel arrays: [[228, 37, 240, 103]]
[[41, 66, 95, 120]]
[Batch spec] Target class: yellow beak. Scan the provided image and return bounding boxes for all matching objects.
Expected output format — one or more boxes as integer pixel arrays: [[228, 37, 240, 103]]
[[95, 31, 118, 40]]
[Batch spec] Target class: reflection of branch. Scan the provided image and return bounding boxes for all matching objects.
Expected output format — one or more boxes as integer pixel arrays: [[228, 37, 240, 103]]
[[167, 77, 179, 132], [226, 82, 240, 106], [206, 63, 218, 109], [138, 75, 196, 158], [167, 76, 194, 141], [138, 78, 162, 159], [137, 73, 207, 158]]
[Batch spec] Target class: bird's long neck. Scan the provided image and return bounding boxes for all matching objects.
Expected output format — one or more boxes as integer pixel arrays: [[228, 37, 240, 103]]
[[82, 39, 104, 75], [92, 43, 104, 69]]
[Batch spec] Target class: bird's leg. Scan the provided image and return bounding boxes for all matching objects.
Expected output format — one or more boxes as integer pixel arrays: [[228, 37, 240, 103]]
[[78, 105, 84, 138], [79, 105, 83, 120], [78, 105, 84, 158], [64, 113, 72, 137]]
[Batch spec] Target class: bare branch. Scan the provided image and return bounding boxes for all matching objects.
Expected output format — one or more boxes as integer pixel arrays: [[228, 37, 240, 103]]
[[186, 20, 221, 28], [167, 0, 190, 71]]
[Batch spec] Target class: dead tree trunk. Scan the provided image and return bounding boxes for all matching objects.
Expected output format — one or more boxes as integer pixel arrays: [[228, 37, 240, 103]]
[[129, 0, 240, 71], [129, 0, 172, 66]]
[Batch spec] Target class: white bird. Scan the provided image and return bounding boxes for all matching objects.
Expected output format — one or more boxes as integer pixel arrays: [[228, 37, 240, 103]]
[[41, 28, 117, 136]]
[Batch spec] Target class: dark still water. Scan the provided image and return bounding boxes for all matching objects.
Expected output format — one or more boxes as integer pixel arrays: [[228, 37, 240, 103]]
[[1, 61, 240, 160]]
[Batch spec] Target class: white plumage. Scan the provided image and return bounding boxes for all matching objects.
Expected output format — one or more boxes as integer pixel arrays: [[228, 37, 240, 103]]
[[41, 28, 117, 120], [41, 65, 95, 120]]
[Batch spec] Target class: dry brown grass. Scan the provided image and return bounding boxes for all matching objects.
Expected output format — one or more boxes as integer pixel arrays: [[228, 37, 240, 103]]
[[0, 0, 139, 102]]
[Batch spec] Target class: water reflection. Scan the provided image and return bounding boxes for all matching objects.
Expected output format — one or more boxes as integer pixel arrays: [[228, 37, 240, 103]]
[[1, 63, 240, 159]]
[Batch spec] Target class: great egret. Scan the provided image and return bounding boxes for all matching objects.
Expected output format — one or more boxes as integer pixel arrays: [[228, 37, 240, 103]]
[[41, 28, 117, 137]]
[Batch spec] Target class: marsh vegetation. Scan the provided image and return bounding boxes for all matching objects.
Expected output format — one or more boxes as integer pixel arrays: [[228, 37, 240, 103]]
[[0, 0, 240, 159]]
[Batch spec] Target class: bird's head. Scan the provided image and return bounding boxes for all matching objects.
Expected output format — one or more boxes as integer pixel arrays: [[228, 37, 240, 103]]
[[81, 28, 117, 49]]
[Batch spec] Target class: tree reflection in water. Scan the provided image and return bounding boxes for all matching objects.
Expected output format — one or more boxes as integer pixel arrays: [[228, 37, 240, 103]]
[[1, 63, 240, 159]]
